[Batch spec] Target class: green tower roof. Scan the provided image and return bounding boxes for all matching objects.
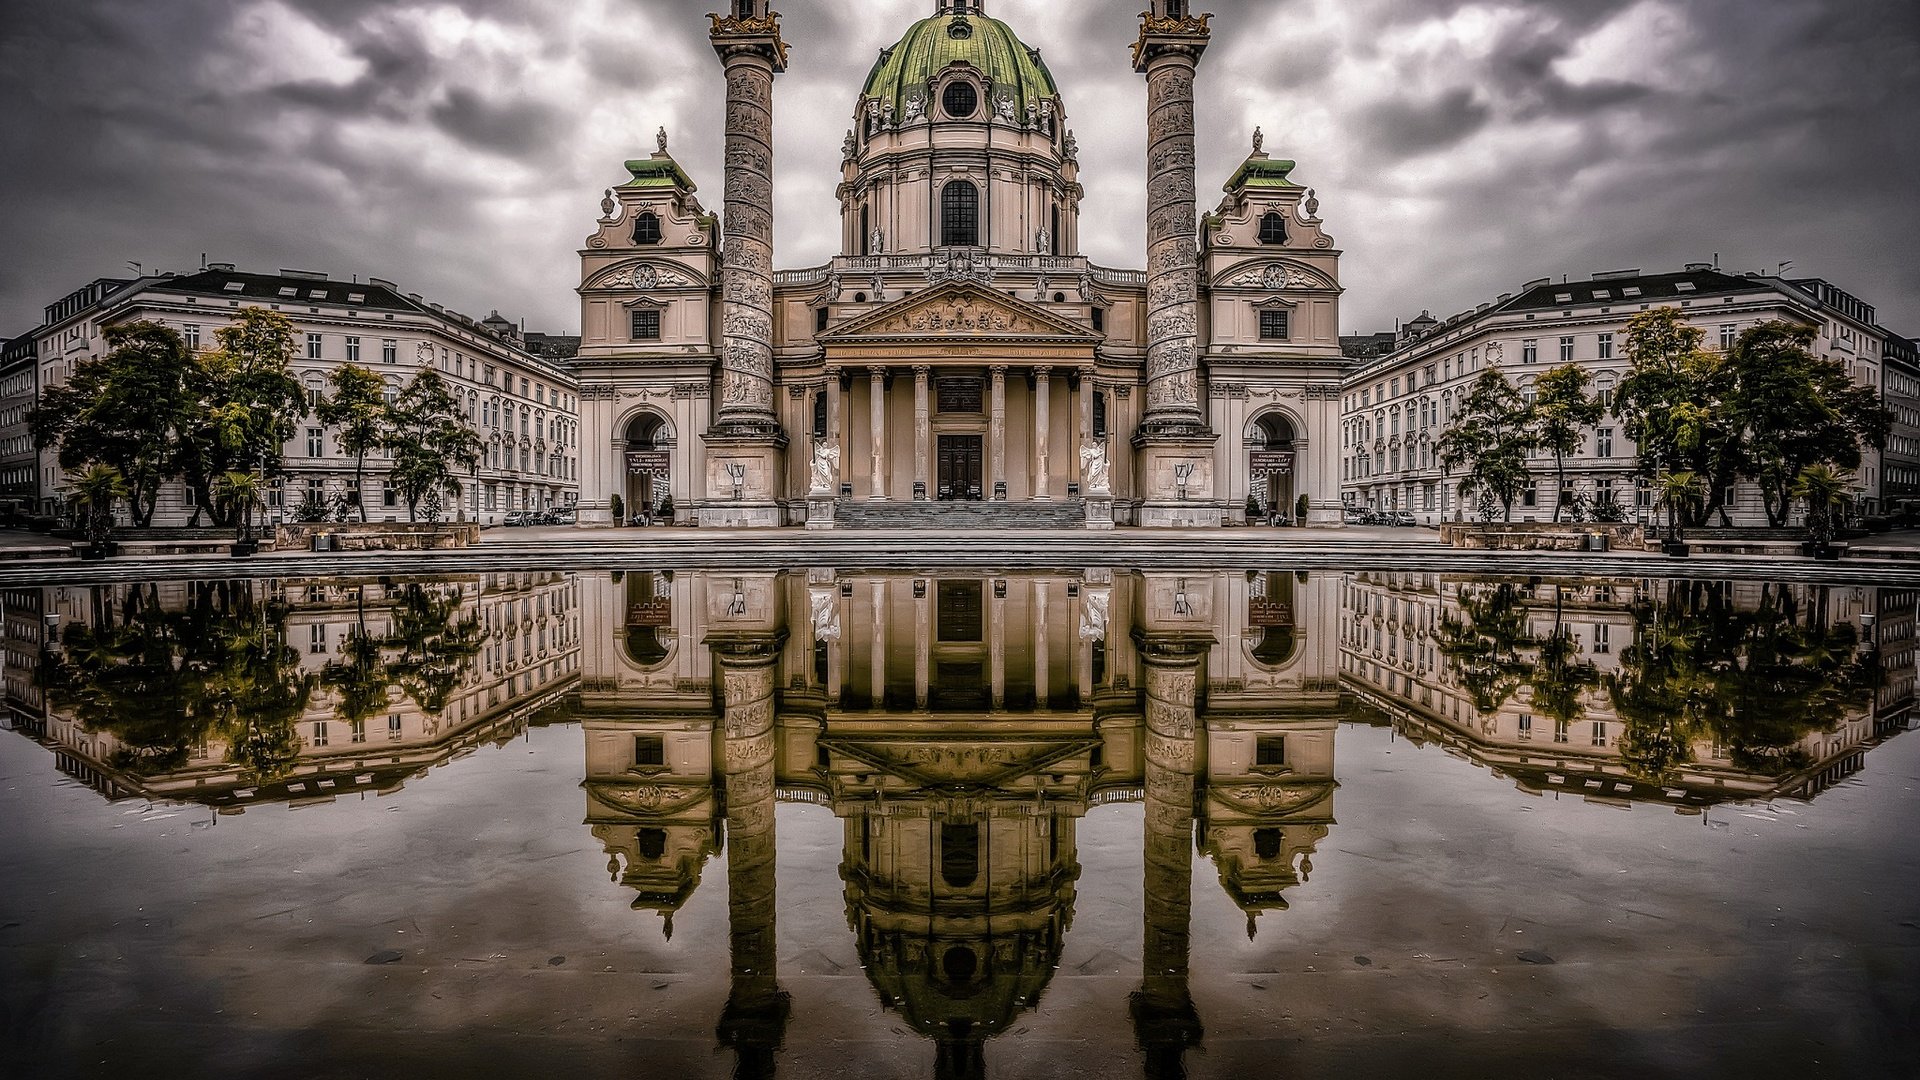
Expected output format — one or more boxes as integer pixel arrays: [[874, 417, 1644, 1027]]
[[862, 13, 1060, 118]]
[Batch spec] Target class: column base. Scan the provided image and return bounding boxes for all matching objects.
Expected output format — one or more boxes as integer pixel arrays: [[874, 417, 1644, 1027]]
[[805, 496, 838, 530], [702, 437, 787, 529], [1135, 503, 1224, 529], [699, 504, 785, 528], [1133, 436, 1220, 528], [1086, 496, 1116, 531]]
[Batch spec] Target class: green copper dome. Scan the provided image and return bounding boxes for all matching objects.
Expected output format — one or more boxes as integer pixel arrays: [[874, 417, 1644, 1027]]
[[861, 12, 1060, 119]]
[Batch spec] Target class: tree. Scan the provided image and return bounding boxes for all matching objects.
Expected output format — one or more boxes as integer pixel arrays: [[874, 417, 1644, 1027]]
[[1656, 471, 1703, 537], [1726, 322, 1890, 526], [385, 584, 485, 715], [70, 464, 128, 547], [31, 321, 194, 526], [316, 364, 390, 523], [1615, 309, 1741, 527], [1793, 464, 1854, 549], [1437, 368, 1535, 522], [212, 471, 261, 541], [1436, 582, 1539, 714], [1529, 365, 1605, 522], [178, 309, 306, 526], [385, 369, 482, 522]]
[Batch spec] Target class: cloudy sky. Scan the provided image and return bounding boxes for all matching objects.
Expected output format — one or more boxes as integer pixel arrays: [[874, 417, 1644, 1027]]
[[2, 0, 1916, 338]]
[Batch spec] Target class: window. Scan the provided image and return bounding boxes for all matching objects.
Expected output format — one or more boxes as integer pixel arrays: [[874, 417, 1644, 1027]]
[[631, 309, 661, 340], [182, 324, 201, 350], [942, 81, 979, 120], [1091, 306, 1105, 333], [1518, 713, 1533, 740], [1259, 308, 1290, 340], [1092, 390, 1109, 438], [307, 428, 323, 458], [941, 180, 980, 247], [1597, 333, 1614, 360], [1554, 720, 1570, 744], [812, 392, 828, 439], [815, 307, 829, 333], [1522, 480, 1538, 507], [1720, 324, 1738, 351], [350, 720, 367, 744], [859, 205, 870, 255], [1166, 0, 1187, 17], [306, 333, 323, 360], [632, 212, 662, 245], [1597, 428, 1614, 457], [1591, 721, 1609, 747], [1593, 623, 1611, 654], [1522, 339, 1538, 365], [311, 722, 329, 747], [634, 735, 665, 767], [1559, 336, 1575, 362], [388, 714, 403, 740], [1255, 736, 1287, 767], [1258, 212, 1288, 245], [382, 339, 397, 364], [940, 822, 980, 888]]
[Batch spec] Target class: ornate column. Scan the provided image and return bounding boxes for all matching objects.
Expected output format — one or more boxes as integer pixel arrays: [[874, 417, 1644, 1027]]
[[711, 630, 789, 1075], [1130, 628, 1208, 1078], [703, 6, 791, 528], [1131, 5, 1221, 528], [913, 366, 931, 501], [869, 368, 888, 500], [990, 366, 1009, 501], [1033, 366, 1053, 501]]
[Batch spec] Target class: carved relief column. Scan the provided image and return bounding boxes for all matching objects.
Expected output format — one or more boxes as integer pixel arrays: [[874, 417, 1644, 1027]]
[[704, 6, 791, 528], [913, 366, 932, 501], [869, 368, 888, 500], [1033, 366, 1053, 501], [1131, 628, 1208, 1076], [1131, 5, 1221, 528], [990, 366, 1009, 501], [711, 629, 789, 1074]]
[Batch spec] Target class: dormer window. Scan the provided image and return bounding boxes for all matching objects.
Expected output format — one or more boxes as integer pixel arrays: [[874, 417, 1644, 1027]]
[[632, 211, 663, 246], [1258, 212, 1288, 245]]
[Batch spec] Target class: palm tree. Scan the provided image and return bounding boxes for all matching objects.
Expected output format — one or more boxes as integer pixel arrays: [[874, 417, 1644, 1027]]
[[1792, 464, 1853, 548], [1655, 470, 1702, 534], [69, 464, 128, 548], [212, 470, 262, 541]]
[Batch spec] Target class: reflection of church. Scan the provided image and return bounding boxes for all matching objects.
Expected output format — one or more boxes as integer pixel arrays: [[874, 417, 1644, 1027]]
[[573, 2, 1347, 529], [575, 565, 1352, 1076]]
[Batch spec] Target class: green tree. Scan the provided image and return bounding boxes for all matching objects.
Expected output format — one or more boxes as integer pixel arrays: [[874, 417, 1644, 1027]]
[[1792, 464, 1854, 548], [1615, 309, 1741, 527], [386, 584, 485, 715], [385, 369, 482, 522], [1529, 365, 1605, 522], [178, 309, 306, 526], [316, 364, 390, 523], [1436, 582, 1539, 713], [1726, 322, 1889, 526], [1528, 585, 1601, 727], [212, 471, 261, 541], [70, 464, 128, 547], [31, 321, 194, 526], [1437, 369, 1535, 522]]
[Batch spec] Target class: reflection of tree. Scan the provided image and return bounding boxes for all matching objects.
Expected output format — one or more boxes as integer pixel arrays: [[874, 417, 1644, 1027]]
[[1528, 585, 1600, 729], [1607, 581, 1879, 781], [47, 583, 313, 780], [320, 586, 393, 728], [386, 584, 484, 716], [1436, 583, 1538, 714]]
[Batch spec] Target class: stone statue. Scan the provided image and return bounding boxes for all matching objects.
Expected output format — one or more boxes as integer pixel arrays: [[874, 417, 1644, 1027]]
[[827, 272, 844, 300], [600, 188, 616, 219], [1033, 274, 1050, 300], [1062, 131, 1079, 164], [1304, 187, 1321, 220], [841, 129, 857, 163], [657, 126, 669, 153], [1252, 126, 1264, 154], [1078, 586, 1110, 642], [870, 228, 885, 255], [809, 586, 841, 642], [809, 441, 841, 495], [903, 96, 924, 122], [1080, 437, 1112, 495], [870, 272, 886, 300], [996, 96, 1017, 123], [1036, 227, 1052, 255], [1077, 272, 1095, 302]]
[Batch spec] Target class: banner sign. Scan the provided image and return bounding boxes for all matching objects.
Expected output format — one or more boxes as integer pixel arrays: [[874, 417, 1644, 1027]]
[[626, 452, 670, 476], [1249, 451, 1295, 475]]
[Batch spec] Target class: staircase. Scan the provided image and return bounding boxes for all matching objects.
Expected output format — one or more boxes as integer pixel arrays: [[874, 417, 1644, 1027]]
[[832, 500, 1086, 530]]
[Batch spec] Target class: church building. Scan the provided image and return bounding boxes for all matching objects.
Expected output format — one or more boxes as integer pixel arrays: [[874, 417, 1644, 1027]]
[[573, 1, 1348, 528]]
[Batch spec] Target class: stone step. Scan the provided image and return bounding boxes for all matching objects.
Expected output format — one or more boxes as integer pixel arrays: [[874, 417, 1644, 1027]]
[[833, 501, 1086, 529]]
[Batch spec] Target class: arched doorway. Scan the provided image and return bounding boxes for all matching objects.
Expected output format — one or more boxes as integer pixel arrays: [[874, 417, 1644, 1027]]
[[1248, 571, 1300, 667], [1248, 413, 1299, 523], [622, 414, 671, 525]]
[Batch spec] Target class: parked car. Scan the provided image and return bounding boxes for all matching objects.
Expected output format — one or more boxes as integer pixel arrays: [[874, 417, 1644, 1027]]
[[546, 508, 577, 526], [1387, 510, 1417, 527], [1342, 507, 1370, 525], [502, 510, 531, 527]]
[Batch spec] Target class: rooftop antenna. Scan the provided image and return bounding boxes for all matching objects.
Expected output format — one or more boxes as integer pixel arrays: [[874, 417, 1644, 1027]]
[[1713, 252, 1720, 269]]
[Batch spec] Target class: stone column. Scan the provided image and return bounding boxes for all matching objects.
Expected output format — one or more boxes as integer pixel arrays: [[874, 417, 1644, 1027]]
[[869, 579, 887, 706], [1131, 6, 1221, 528], [989, 580, 1007, 710], [1033, 366, 1053, 501], [913, 366, 931, 501], [869, 369, 888, 500], [914, 579, 931, 710], [704, 7, 791, 528], [1130, 628, 1207, 1077], [711, 630, 789, 1074], [990, 366, 1009, 501], [1034, 579, 1051, 705]]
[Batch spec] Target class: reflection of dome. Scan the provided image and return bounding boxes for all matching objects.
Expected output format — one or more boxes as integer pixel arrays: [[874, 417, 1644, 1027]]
[[862, 11, 1060, 119]]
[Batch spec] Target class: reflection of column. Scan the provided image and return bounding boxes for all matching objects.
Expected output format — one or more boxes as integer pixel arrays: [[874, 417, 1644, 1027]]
[[870, 579, 887, 707], [990, 580, 1006, 710], [1034, 579, 1051, 706], [1033, 366, 1053, 500], [914, 579, 931, 710], [712, 632, 789, 1077], [913, 366, 931, 501], [869, 369, 888, 500], [1132, 632, 1206, 1080], [990, 366, 1008, 501]]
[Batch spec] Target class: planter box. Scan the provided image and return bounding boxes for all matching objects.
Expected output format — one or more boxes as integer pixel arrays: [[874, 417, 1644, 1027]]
[[1441, 522, 1645, 552], [276, 522, 480, 552]]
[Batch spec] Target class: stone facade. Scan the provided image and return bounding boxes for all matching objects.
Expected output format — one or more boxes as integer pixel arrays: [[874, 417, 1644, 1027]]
[[575, 2, 1348, 529]]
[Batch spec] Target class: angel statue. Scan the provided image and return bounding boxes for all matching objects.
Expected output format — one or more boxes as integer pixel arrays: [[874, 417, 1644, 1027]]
[[657, 126, 669, 153], [809, 441, 842, 495], [1253, 126, 1264, 154], [1079, 438, 1112, 495]]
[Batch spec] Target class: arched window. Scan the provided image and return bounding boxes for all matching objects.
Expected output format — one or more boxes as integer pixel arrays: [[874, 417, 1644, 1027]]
[[941, 180, 979, 247], [631, 211, 662, 245], [1258, 211, 1288, 245]]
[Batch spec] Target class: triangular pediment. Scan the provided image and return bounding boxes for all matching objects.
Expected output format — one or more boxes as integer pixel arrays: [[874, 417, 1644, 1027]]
[[819, 281, 1100, 344]]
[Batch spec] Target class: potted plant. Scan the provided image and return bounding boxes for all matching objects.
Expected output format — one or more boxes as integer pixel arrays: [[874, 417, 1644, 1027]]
[[657, 494, 675, 525], [70, 464, 126, 560], [1296, 493, 1312, 527], [609, 493, 625, 527], [1655, 471, 1700, 557], [1244, 493, 1261, 525], [215, 471, 262, 557], [1794, 464, 1851, 561]]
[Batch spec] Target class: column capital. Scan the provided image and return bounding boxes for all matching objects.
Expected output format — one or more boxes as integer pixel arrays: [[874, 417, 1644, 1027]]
[[1034, 365, 1054, 379], [913, 365, 932, 379], [990, 365, 1009, 379], [1133, 10, 1211, 73], [710, 11, 789, 73]]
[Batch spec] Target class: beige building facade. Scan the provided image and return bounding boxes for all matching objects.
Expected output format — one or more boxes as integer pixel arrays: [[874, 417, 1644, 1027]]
[[574, 1, 1349, 529]]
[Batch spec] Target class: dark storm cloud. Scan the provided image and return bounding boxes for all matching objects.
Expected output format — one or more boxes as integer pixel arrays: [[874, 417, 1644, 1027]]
[[0, 0, 1916, 340]]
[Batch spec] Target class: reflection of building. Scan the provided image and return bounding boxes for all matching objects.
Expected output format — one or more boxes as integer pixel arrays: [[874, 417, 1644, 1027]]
[[9, 574, 580, 808], [1337, 572, 1914, 808], [575, 1, 1349, 530]]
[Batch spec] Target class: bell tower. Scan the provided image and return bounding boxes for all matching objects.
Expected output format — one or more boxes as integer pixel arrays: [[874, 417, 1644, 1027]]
[[704, 3, 790, 527], [1131, 3, 1219, 527]]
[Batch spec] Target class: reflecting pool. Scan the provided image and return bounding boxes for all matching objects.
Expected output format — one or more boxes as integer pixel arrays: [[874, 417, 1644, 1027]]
[[3, 570, 1918, 1079]]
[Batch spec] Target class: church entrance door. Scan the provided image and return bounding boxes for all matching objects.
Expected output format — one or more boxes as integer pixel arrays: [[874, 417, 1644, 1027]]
[[936, 436, 984, 502]]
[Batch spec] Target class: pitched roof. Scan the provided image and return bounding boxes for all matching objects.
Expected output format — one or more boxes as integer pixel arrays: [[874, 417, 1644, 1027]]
[[148, 268, 423, 313], [1502, 269, 1769, 313]]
